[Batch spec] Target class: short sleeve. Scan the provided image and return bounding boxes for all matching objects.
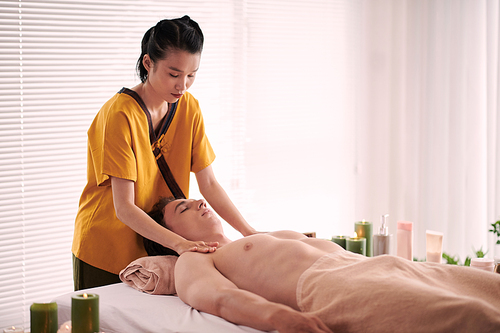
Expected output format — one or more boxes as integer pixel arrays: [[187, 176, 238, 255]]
[[88, 108, 138, 186], [102, 109, 138, 181]]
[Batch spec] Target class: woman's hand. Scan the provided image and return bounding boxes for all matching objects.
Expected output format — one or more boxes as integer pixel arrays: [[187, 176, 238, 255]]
[[176, 240, 219, 255]]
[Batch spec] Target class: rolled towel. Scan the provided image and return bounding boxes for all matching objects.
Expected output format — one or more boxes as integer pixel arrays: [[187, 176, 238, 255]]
[[119, 255, 178, 295]]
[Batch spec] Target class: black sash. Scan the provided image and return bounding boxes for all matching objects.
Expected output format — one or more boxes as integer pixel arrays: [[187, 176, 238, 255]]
[[119, 88, 186, 199]]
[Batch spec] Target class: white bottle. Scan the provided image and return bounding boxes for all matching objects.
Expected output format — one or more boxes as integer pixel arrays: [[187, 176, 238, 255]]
[[397, 221, 413, 260], [373, 214, 392, 256]]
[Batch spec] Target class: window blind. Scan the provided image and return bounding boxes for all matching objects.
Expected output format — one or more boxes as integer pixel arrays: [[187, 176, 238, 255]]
[[0, 0, 246, 328], [0, 0, 358, 328]]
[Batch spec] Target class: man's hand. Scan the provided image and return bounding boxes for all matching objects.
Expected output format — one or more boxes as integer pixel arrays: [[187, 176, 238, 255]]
[[271, 308, 333, 333], [175, 240, 219, 254]]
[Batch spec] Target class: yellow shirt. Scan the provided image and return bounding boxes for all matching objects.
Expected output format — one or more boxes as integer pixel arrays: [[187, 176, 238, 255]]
[[72, 89, 215, 274]]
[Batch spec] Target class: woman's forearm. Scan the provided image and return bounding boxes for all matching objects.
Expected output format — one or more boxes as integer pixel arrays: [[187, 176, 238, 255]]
[[201, 183, 256, 235], [196, 166, 256, 236], [110, 176, 217, 254], [114, 199, 185, 249]]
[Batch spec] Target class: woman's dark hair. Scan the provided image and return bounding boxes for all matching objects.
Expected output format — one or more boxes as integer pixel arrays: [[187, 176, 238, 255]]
[[136, 15, 204, 83], [143, 196, 180, 256]]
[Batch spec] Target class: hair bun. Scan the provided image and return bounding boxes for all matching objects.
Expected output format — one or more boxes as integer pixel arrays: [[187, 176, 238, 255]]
[[136, 16, 203, 83]]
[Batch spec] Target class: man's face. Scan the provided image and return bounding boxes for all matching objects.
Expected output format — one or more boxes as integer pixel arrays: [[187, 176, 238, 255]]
[[162, 198, 221, 240]]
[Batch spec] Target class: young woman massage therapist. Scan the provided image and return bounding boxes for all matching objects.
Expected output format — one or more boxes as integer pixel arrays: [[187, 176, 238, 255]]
[[72, 16, 256, 290]]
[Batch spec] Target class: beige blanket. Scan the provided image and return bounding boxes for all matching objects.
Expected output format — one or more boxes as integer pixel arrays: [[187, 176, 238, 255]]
[[119, 255, 177, 295], [297, 251, 500, 333]]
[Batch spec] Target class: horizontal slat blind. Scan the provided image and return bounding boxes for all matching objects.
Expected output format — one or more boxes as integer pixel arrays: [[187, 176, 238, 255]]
[[1, 0, 357, 329], [0, 0, 242, 328]]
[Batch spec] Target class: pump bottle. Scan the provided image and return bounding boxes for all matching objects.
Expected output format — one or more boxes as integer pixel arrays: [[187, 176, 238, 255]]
[[373, 214, 393, 256]]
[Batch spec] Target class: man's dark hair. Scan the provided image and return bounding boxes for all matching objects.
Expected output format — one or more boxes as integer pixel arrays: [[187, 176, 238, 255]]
[[143, 196, 180, 256]]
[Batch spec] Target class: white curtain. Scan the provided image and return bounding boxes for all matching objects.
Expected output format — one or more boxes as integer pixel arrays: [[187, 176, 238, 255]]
[[357, 0, 500, 260]]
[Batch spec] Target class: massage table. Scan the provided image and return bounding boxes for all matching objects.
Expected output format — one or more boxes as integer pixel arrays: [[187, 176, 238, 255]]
[[52, 283, 274, 333]]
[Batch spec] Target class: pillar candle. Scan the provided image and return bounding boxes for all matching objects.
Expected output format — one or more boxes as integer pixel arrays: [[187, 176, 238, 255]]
[[331, 235, 349, 249], [346, 236, 366, 255], [30, 302, 58, 333], [355, 220, 373, 256], [71, 293, 99, 333]]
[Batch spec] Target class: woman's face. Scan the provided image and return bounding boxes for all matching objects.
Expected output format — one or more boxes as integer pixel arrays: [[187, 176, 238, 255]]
[[144, 49, 201, 103]]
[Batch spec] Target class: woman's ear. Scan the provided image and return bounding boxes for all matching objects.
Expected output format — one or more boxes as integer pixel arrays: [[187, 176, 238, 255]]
[[142, 54, 152, 72]]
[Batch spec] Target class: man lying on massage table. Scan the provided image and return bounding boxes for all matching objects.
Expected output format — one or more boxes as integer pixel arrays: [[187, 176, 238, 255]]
[[144, 197, 500, 333]]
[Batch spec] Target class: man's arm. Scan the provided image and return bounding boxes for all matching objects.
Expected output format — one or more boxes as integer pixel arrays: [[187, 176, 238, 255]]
[[174, 252, 332, 333]]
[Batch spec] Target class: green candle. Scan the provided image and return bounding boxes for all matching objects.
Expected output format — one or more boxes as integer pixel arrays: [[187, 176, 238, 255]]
[[30, 302, 58, 333], [346, 237, 366, 255], [331, 235, 349, 249], [355, 220, 373, 256], [71, 293, 99, 333]]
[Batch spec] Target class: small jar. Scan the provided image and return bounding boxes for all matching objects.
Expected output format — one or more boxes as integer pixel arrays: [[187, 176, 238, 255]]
[[495, 257, 500, 274], [470, 258, 495, 272]]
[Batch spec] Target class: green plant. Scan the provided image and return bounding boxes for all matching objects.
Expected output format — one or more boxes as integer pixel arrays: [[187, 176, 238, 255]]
[[441, 246, 486, 266], [490, 220, 500, 245], [463, 257, 471, 267], [442, 253, 460, 265], [473, 246, 487, 258]]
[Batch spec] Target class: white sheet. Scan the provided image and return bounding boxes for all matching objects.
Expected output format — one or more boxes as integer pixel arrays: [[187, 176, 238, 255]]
[[52, 283, 273, 333]]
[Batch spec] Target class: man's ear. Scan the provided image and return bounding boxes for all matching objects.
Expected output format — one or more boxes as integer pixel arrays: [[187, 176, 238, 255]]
[[142, 54, 152, 71]]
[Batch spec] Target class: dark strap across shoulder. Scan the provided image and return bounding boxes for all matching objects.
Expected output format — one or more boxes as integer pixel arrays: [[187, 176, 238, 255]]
[[151, 134, 185, 199], [119, 88, 186, 199]]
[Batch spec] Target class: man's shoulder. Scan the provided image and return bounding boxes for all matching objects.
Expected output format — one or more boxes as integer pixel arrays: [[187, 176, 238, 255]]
[[174, 252, 223, 298]]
